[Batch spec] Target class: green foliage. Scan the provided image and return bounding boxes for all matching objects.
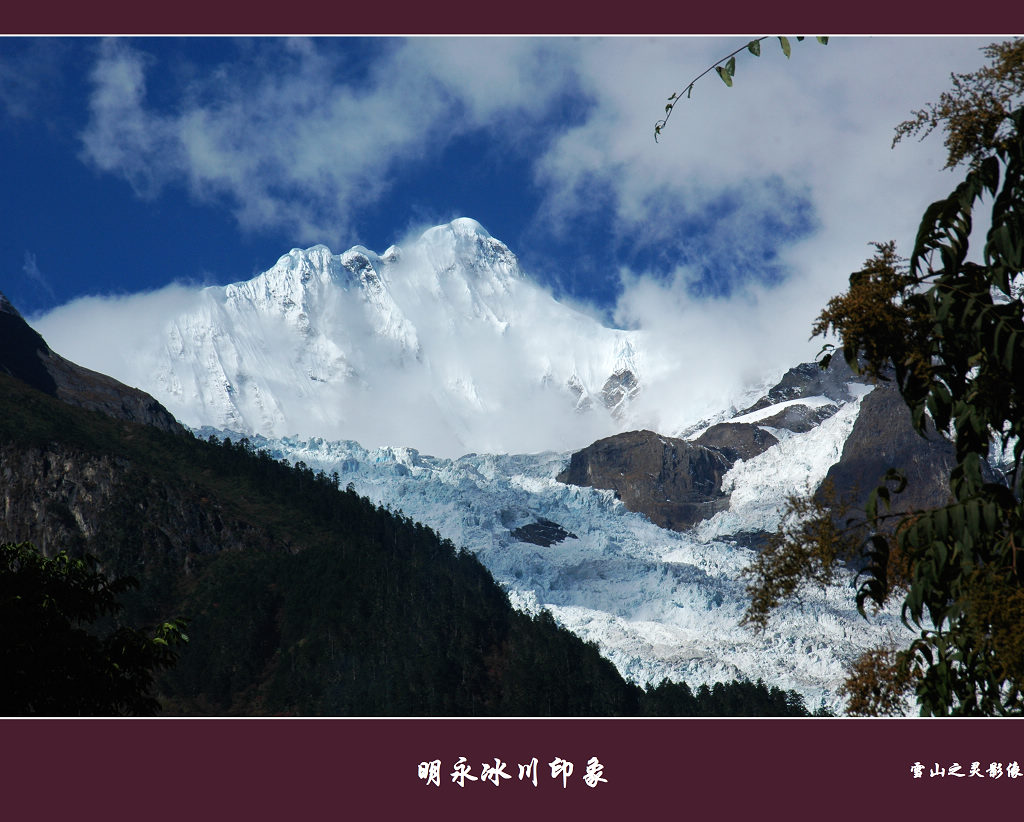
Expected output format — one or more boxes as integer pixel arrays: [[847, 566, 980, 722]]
[[893, 40, 1024, 170], [747, 42, 1024, 715], [741, 481, 864, 632], [0, 374, 814, 716], [821, 108, 1024, 715], [642, 676, 824, 717], [0, 541, 187, 715], [655, 36, 828, 141]]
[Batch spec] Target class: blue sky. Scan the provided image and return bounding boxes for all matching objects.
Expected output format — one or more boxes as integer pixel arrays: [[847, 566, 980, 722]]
[[1, 36, 998, 339]]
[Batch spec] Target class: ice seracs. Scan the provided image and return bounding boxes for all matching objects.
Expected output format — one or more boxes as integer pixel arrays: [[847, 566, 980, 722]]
[[205, 371, 905, 715], [186, 361, 920, 715]]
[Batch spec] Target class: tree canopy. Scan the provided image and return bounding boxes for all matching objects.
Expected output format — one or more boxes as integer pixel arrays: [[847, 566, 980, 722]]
[[733, 40, 1024, 715], [1, 541, 187, 715]]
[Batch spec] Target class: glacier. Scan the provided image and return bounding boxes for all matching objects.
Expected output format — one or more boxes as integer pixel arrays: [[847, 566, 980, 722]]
[[198, 379, 909, 715], [37, 217, 915, 713]]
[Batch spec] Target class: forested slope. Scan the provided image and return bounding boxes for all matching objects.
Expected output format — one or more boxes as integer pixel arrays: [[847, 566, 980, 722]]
[[0, 371, 815, 715]]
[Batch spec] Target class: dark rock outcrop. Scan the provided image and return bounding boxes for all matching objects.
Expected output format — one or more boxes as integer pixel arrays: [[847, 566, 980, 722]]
[[816, 382, 956, 521], [510, 518, 577, 547], [0, 292, 186, 435], [601, 368, 640, 418], [694, 422, 778, 463], [557, 429, 732, 530], [0, 293, 58, 395], [0, 440, 271, 579], [739, 356, 861, 415], [755, 402, 841, 433]]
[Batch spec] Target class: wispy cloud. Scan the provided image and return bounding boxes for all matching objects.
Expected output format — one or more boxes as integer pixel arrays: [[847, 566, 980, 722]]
[[51, 36, 1007, 452], [0, 39, 69, 124], [79, 38, 577, 247], [21, 251, 55, 299], [77, 37, 992, 292]]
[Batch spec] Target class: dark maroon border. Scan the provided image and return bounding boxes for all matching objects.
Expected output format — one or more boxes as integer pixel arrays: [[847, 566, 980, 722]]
[[2, 1, 1022, 34], [2, 717, 1023, 818]]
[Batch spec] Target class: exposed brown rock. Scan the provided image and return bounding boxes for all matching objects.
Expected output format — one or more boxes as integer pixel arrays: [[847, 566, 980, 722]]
[[694, 422, 778, 463], [557, 429, 731, 530]]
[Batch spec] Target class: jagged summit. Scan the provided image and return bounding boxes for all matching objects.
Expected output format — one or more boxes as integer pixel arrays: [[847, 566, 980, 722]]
[[60, 219, 644, 457]]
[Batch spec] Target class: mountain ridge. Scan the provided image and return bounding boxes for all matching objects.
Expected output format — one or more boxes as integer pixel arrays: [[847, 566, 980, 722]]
[[1, 291, 185, 435], [0, 309, 817, 716], [41, 219, 643, 457]]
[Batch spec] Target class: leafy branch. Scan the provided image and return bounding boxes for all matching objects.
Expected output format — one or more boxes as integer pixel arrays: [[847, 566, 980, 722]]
[[654, 36, 829, 142]]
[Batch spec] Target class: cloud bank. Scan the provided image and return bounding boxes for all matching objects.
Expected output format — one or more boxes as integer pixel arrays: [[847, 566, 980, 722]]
[[36, 36, 1002, 454]]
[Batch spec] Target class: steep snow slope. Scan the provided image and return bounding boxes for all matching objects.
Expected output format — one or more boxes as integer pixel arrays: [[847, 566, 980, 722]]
[[60, 219, 644, 457], [198, 382, 909, 714]]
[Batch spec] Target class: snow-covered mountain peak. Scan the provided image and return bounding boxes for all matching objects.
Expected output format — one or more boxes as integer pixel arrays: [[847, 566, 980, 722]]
[[265, 244, 338, 286], [416, 217, 520, 287], [218, 244, 343, 326], [66, 219, 651, 456], [419, 216, 494, 248]]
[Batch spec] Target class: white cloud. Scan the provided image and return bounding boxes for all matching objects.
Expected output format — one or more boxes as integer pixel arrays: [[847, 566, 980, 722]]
[[80, 40, 178, 198], [29, 284, 205, 388], [78, 36, 994, 283], [529, 36, 997, 428], [0, 40, 68, 123], [59, 36, 1008, 453], [78, 38, 574, 247]]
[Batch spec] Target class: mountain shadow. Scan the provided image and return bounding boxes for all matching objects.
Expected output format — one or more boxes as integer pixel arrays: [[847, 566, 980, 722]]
[[0, 297, 818, 716]]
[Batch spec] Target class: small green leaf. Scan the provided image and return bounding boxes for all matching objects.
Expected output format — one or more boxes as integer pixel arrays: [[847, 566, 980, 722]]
[[816, 36, 829, 45], [778, 36, 792, 58], [725, 56, 736, 77], [715, 66, 733, 87], [747, 39, 761, 57], [966, 500, 980, 537], [796, 36, 805, 42]]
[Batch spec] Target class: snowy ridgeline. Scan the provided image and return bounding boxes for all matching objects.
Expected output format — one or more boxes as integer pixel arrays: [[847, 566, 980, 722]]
[[37, 218, 829, 460], [195, 385, 909, 716], [57, 219, 644, 458]]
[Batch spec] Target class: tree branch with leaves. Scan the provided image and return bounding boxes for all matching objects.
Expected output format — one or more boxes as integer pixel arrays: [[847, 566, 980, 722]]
[[1, 541, 188, 715], [736, 40, 1024, 715], [654, 36, 829, 142]]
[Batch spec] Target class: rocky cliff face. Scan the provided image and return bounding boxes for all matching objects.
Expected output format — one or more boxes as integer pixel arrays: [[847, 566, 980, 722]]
[[693, 422, 778, 463], [738, 357, 859, 415], [0, 443, 128, 556], [556, 429, 733, 530], [557, 356, 973, 539], [1, 292, 185, 436], [817, 380, 956, 519], [0, 439, 276, 586]]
